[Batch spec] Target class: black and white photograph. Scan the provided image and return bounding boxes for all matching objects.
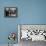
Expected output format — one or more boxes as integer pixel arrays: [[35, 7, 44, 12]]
[[18, 25, 46, 46], [5, 7, 17, 17]]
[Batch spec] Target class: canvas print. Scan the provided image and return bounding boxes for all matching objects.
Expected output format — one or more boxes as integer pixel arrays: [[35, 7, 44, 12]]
[[5, 7, 17, 17]]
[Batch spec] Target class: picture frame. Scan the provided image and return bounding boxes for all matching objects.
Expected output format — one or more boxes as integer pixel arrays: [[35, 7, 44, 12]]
[[18, 24, 46, 42], [4, 7, 17, 17]]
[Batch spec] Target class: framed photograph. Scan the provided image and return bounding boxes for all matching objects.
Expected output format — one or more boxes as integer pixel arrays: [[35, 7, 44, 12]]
[[4, 7, 17, 17], [18, 24, 46, 42]]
